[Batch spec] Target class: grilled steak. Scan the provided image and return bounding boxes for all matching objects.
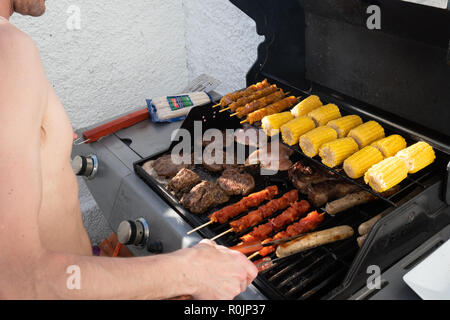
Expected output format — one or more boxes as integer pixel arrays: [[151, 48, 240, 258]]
[[167, 168, 201, 194], [217, 168, 255, 196], [306, 181, 361, 207], [152, 154, 191, 178], [181, 181, 230, 214], [289, 161, 339, 193]]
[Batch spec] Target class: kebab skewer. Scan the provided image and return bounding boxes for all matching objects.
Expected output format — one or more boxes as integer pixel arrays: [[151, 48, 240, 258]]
[[240, 200, 311, 244], [231, 90, 288, 118], [186, 185, 278, 235], [210, 190, 299, 241], [241, 96, 300, 125], [219, 85, 280, 113], [212, 79, 270, 108]]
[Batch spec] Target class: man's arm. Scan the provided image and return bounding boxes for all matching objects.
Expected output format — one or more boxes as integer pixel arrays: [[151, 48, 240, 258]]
[[0, 25, 257, 300]]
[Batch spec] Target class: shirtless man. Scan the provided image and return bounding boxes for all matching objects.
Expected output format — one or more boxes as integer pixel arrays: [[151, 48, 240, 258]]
[[0, 0, 258, 299]]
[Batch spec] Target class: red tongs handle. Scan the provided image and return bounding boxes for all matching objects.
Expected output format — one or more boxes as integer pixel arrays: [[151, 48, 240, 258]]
[[76, 108, 149, 144]]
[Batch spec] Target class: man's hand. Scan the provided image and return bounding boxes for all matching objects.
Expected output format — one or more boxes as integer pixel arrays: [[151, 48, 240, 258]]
[[173, 239, 259, 300]]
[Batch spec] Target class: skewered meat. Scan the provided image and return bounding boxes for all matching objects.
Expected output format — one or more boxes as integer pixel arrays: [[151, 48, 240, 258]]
[[219, 79, 270, 107], [246, 96, 299, 124], [217, 168, 255, 196], [181, 181, 229, 214], [258, 211, 325, 257], [167, 168, 201, 194], [275, 225, 354, 258], [236, 90, 287, 118], [209, 185, 279, 224], [151, 154, 191, 178], [240, 200, 311, 243], [229, 85, 279, 112], [306, 181, 360, 207], [229, 190, 299, 233], [288, 161, 339, 193]]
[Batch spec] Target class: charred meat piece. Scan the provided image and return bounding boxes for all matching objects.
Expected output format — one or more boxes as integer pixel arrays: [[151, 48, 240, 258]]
[[217, 168, 255, 196], [288, 161, 339, 193], [181, 181, 230, 214], [306, 181, 360, 207], [167, 168, 201, 194], [152, 154, 191, 178]]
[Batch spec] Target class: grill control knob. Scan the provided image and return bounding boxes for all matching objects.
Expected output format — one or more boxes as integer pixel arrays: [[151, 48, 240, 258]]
[[71, 155, 98, 179], [117, 218, 150, 248]]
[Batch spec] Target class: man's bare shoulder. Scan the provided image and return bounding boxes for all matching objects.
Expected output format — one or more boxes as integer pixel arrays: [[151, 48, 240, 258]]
[[0, 21, 43, 72]]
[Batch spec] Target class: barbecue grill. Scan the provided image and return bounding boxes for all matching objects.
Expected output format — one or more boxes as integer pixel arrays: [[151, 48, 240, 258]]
[[72, 0, 450, 300]]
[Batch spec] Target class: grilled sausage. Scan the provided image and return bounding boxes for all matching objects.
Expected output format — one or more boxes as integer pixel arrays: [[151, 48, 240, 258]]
[[357, 234, 368, 248], [275, 225, 354, 258], [325, 191, 376, 215], [358, 214, 382, 236]]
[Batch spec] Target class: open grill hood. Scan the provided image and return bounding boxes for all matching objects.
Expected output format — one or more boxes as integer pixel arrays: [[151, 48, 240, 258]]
[[230, 0, 450, 151]]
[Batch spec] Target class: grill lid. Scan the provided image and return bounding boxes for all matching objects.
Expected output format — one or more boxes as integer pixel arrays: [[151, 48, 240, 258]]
[[230, 0, 450, 147]]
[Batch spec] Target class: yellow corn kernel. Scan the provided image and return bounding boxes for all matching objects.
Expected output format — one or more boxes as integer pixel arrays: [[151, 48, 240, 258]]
[[344, 146, 384, 179], [299, 126, 338, 158], [348, 121, 385, 149], [290, 95, 323, 118], [327, 115, 363, 138], [364, 157, 408, 193], [308, 104, 341, 127], [395, 141, 436, 174], [318, 137, 359, 168], [371, 134, 407, 158], [261, 112, 294, 136], [280, 116, 316, 146]]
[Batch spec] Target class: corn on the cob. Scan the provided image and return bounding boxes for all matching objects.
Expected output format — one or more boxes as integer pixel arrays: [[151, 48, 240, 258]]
[[261, 112, 294, 136], [371, 134, 407, 158], [395, 141, 436, 174], [348, 121, 385, 149], [290, 95, 323, 118], [299, 126, 338, 158], [308, 104, 341, 127], [327, 115, 363, 138], [343, 146, 384, 179], [280, 116, 316, 146], [318, 137, 360, 168], [364, 157, 408, 193]]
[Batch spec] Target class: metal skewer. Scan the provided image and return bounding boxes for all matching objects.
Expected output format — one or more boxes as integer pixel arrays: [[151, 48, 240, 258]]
[[186, 220, 213, 235]]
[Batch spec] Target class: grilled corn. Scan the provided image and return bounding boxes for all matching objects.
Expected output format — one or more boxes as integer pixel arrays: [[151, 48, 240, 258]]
[[327, 115, 363, 138], [290, 95, 323, 118], [308, 104, 341, 127], [261, 112, 294, 136], [395, 141, 436, 174], [348, 121, 385, 149], [343, 146, 384, 179], [319, 137, 360, 168], [280, 116, 316, 146], [371, 134, 407, 158], [364, 157, 408, 193], [299, 126, 338, 158]]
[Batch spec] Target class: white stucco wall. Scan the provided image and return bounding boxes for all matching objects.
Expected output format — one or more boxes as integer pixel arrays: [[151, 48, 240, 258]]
[[10, 0, 262, 245]]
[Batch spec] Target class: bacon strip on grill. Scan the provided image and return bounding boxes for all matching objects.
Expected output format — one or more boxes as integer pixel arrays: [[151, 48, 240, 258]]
[[257, 211, 325, 257], [228, 85, 279, 112], [209, 185, 278, 224], [247, 96, 299, 124], [236, 90, 286, 118], [219, 79, 270, 107], [229, 190, 299, 233], [241, 200, 311, 243]]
